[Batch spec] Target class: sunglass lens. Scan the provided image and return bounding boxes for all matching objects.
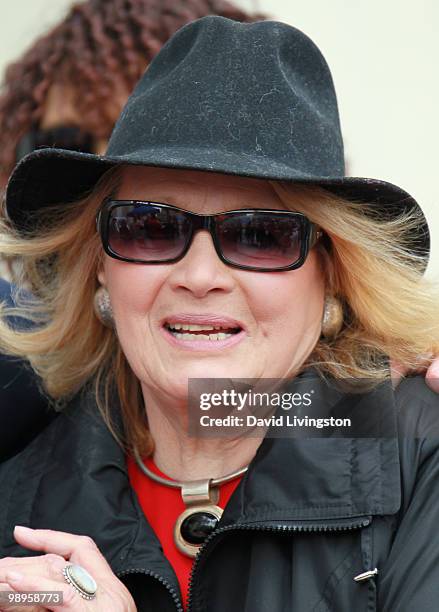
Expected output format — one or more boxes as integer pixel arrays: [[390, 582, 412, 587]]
[[108, 204, 190, 261], [216, 213, 304, 269]]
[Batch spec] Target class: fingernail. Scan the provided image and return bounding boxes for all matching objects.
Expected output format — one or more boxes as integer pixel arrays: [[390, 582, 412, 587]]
[[14, 525, 34, 534], [14, 525, 36, 539], [6, 570, 23, 583]]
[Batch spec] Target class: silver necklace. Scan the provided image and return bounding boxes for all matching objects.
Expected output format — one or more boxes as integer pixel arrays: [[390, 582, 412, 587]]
[[133, 447, 248, 558]]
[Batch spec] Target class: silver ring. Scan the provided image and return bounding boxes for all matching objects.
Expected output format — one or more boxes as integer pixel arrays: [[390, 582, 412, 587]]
[[62, 564, 97, 600]]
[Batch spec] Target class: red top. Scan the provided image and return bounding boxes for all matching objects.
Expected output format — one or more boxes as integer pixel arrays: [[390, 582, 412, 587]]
[[127, 454, 242, 610]]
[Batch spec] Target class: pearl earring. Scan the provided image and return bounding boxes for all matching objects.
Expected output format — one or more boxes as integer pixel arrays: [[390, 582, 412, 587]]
[[321, 294, 343, 340], [93, 286, 114, 329]]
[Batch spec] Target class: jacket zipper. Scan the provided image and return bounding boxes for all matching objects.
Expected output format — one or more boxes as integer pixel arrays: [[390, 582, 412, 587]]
[[115, 516, 371, 611], [186, 515, 372, 612], [116, 567, 184, 612]]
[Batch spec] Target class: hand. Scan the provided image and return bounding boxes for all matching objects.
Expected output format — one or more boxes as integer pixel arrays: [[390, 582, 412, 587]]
[[390, 356, 439, 392], [0, 526, 136, 611]]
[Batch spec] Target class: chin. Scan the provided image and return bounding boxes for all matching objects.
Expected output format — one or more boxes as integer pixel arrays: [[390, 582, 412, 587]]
[[182, 361, 254, 383]]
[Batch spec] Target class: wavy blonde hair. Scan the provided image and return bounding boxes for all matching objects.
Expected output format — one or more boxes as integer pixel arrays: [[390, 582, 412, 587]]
[[1, 167, 438, 455]]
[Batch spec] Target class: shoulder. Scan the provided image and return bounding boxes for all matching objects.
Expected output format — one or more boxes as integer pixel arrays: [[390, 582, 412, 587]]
[[0, 385, 123, 468], [391, 375, 439, 518], [377, 376, 439, 609], [393, 374, 439, 439]]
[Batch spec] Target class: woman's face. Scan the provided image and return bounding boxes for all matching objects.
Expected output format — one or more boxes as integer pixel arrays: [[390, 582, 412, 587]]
[[97, 166, 326, 401]]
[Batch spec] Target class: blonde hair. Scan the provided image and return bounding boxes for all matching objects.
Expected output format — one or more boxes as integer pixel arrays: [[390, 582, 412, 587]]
[[270, 181, 439, 379], [1, 168, 438, 455]]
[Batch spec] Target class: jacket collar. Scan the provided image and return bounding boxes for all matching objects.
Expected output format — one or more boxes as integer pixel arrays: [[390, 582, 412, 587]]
[[222, 367, 401, 525]]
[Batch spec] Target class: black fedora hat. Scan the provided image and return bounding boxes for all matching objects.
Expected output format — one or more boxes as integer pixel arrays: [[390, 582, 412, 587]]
[[5, 15, 429, 269]]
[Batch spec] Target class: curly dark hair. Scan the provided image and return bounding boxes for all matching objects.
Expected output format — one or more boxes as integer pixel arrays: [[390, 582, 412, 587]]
[[0, 0, 266, 185]]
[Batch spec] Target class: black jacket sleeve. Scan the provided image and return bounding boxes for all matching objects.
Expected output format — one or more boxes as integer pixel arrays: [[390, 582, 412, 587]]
[[0, 278, 57, 462], [378, 376, 439, 610]]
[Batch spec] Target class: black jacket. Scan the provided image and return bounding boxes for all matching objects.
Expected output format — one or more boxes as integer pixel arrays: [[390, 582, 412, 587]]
[[0, 368, 438, 612]]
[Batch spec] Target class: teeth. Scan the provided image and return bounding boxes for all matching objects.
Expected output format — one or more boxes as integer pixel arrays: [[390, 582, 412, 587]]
[[172, 332, 234, 341], [167, 323, 235, 331]]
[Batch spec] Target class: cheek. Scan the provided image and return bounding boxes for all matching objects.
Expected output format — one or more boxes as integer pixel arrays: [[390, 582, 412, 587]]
[[244, 253, 325, 332], [103, 259, 162, 323], [102, 261, 167, 380]]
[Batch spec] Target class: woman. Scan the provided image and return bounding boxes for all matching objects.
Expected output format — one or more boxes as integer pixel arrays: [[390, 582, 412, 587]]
[[0, 15, 439, 612], [0, 0, 264, 460]]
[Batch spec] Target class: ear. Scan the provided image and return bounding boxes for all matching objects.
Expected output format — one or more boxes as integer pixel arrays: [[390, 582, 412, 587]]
[[315, 241, 334, 291], [97, 259, 106, 286]]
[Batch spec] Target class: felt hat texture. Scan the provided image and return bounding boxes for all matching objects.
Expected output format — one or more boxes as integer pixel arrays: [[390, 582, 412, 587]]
[[5, 15, 429, 268]]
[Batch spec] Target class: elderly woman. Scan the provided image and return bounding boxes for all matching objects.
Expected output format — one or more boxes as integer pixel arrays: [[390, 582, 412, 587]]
[[0, 15, 439, 612]]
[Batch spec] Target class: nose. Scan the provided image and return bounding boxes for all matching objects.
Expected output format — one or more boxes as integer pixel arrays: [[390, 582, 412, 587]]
[[166, 229, 236, 297]]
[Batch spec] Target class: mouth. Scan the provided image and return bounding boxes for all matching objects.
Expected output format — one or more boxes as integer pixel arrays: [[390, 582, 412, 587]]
[[164, 322, 242, 341], [160, 315, 246, 351]]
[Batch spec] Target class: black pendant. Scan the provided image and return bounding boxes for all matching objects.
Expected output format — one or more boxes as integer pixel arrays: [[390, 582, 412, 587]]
[[174, 504, 223, 558], [180, 511, 220, 544]]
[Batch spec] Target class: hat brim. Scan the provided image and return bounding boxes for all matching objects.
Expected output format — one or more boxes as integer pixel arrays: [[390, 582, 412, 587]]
[[6, 146, 430, 271]]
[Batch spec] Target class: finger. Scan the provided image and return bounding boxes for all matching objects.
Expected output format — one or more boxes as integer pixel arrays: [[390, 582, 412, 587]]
[[426, 361, 439, 393], [0, 554, 68, 584], [3, 572, 81, 612], [0, 602, 45, 612], [0, 582, 46, 612], [12, 527, 111, 577], [0, 554, 65, 571]]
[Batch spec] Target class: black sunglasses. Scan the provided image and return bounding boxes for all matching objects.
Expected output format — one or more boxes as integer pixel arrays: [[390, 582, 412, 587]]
[[96, 200, 323, 272], [15, 124, 95, 163]]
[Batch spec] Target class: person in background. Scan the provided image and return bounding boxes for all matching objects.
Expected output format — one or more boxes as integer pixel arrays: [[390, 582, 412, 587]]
[[0, 0, 264, 460]]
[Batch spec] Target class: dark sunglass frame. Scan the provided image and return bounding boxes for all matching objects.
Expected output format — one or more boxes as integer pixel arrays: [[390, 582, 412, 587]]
[[96, 199, 323, 272]]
